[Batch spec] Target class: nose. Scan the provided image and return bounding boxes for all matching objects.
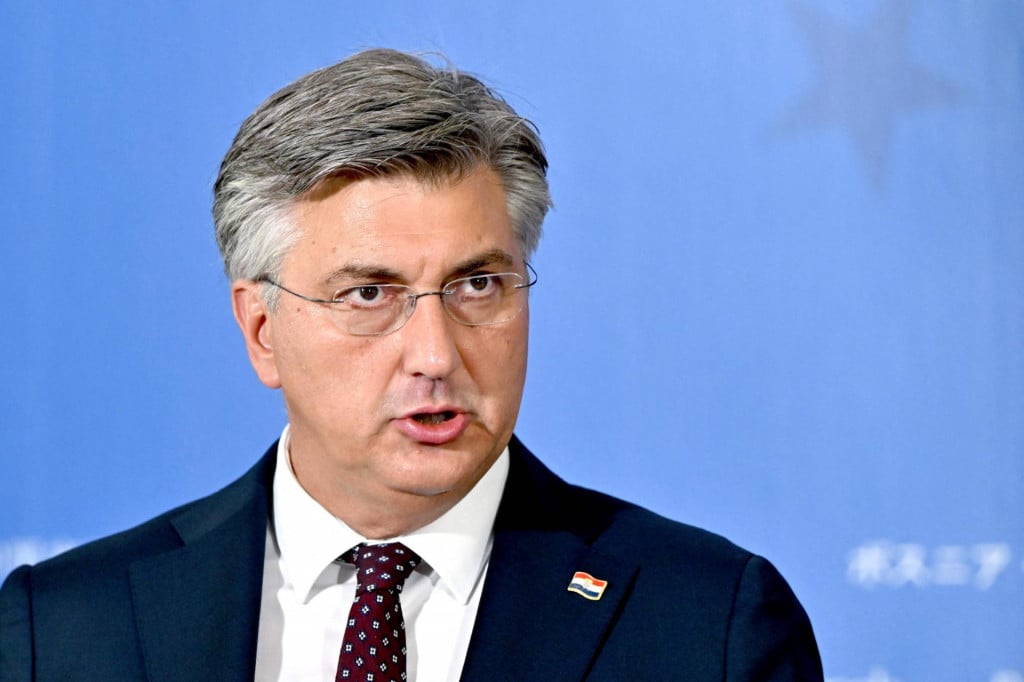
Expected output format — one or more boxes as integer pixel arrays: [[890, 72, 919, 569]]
[[398, 293, 462, 380]]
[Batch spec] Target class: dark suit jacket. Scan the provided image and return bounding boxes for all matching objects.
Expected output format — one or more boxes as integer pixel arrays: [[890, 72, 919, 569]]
[[0, 437, 823, 681]]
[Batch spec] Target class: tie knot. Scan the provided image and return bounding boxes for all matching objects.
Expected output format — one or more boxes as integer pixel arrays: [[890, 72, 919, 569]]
[[342, 542, 421, 593]]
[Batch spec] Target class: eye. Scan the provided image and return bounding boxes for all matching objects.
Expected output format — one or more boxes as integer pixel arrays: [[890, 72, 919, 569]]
[[449, 274, 501, 298], [467, 276, 494, 292], [334, 284, 397, 309], [448, 274, 512, 301], [356, 285, 383, 302]]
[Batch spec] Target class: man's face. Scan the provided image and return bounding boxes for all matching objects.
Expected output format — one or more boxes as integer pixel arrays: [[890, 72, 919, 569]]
[[233, 167, 529, 534]]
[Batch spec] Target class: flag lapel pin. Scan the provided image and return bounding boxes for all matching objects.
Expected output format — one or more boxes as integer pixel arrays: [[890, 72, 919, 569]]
[[567, 571, 608, 601]]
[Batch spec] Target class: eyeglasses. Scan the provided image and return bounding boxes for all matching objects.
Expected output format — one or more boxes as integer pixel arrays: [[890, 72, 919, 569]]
[[257, 262, 537, 336]]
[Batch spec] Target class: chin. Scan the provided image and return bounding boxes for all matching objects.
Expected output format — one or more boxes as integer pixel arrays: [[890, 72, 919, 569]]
[[390, 454, 490, 497]]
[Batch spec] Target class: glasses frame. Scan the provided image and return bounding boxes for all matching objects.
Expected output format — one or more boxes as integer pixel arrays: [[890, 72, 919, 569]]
[[256, 262, 537, 336]]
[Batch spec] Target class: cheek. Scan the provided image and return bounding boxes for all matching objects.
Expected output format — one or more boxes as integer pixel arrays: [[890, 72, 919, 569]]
[[275, 320, 384, 400], [481, 323, 529, 396], [281, 341, 402, 441]]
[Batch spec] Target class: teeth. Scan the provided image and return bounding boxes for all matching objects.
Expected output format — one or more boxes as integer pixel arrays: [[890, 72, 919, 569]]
[[414, 412, 453, 425]]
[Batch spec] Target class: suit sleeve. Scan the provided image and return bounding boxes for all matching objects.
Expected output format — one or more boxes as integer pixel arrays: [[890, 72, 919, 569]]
[[0, 565, 33, 682], [724, 555, 824, 682]]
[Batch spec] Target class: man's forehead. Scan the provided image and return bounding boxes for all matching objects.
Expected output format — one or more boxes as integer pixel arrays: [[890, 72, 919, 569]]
[[282, 167, 518, 275]]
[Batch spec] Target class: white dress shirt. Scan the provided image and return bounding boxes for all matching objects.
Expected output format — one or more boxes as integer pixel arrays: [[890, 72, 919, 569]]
[[254, 425, 509, 682]]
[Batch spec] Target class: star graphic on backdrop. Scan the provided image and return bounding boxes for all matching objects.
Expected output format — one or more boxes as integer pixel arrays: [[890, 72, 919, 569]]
[[775, 0, 960, 188]]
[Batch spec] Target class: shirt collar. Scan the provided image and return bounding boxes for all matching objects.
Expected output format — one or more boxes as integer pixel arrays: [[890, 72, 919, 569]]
[[271, 425, 509, 605]]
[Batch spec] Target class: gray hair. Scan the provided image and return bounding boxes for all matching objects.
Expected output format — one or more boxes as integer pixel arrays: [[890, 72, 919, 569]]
[[213, 48, 550, 292]]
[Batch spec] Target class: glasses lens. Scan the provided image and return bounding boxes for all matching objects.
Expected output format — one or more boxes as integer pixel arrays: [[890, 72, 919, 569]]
[[443, 273, 526, 326], [333, 283, 409, 336]]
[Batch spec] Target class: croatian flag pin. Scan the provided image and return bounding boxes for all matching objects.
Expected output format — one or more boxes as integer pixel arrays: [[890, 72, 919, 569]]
[[567, 571, 608, 600]]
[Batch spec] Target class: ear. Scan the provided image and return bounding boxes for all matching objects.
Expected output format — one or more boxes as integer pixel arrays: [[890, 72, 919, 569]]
[[231, 280, 282, 389]]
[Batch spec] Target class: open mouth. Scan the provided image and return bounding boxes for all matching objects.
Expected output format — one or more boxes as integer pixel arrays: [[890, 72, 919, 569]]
[[396, 409, 468, 444], [412, 411, 457, 425]]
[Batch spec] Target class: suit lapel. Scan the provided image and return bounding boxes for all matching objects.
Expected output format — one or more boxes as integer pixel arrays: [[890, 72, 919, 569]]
[[460, 439, 640, 682], [129, 449, 275, 682]]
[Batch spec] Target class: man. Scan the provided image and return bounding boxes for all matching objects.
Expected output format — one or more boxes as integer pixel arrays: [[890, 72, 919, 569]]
[[0, 49, 823, 681]]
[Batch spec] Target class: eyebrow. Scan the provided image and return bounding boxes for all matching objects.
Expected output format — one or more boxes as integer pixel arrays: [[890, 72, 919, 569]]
[[323, 263, 403, 285], [447, 249, 517, 278], [322, 249, 518, 286]]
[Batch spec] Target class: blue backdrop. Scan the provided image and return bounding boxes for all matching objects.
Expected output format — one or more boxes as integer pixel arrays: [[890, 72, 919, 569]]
[[2, 2, 1022, 680]]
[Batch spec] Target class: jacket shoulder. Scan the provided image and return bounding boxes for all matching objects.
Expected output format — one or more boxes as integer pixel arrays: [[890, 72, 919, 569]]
[[11, 445, 275, 599], [507, 437, 755, 573], [0, 446, 277, 681], [500, 438, 823, 680]]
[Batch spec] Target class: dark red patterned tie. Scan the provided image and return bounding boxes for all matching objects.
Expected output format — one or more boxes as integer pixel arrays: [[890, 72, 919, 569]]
[[336, 542, 421, 682]]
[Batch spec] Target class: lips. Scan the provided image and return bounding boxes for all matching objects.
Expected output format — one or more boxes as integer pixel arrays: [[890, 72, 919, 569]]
[[393, 408, 469, 445], [411, 410, 457, 425]]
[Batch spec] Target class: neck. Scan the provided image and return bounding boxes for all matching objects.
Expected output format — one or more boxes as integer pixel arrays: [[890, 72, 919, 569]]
[[327, 491, 461, 539]]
